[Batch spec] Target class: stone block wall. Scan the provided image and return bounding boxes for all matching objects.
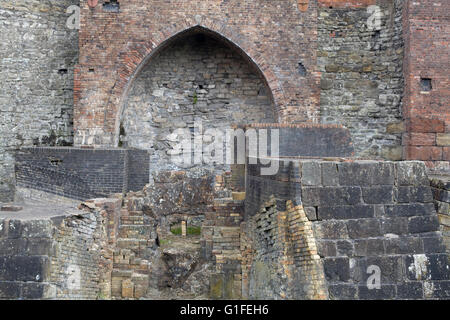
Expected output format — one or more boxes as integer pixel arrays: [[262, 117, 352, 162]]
[[241, 197, 327, 299], [244, 158, 450, 299], [0, 219, 54, 299], [402, 0, 450, 170], [0, 0, 79, 202], [310, 161, 449, 299], [0, 198, 120, 299], [318, 0, 405, 160], [15, 147, 149, 200], [122, 33, 275, 175], [244, 124, 355, 218]]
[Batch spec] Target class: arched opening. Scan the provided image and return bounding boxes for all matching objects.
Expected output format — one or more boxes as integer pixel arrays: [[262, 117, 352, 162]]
[[120, 27, 276, 174], [118, 28, 277, 299]]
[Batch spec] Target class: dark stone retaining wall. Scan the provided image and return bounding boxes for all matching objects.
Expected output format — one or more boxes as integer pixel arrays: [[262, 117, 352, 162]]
[[0, 198, 120, 299], [245, 159, 450, 299], [15, 147, 149, 200]]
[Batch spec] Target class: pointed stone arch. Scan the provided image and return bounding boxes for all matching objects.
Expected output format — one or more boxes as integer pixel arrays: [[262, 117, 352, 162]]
[[110, 19, 284, 145]]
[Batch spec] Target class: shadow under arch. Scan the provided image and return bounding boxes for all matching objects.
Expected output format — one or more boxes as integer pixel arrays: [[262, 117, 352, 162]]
[[114, 25, 280, 146]]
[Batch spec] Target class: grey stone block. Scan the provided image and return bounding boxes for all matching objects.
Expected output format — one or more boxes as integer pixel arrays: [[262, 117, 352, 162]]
[[324, 257, 350, 282], [385, 203, 435, 217], [0, 239, 28, 256], [314, 220, 349, 240], [328, 284, 358, 300], [428, 281, 450, 299], [358, 284, 396, 300], [425, 254, 450, 281], [318, 205, 374, 220], [338, 162, 375, 186], [384, 237, 424, 255], [301, 162, 321, 186], [22, 283, 56, 299], [347, 219, 382, 239], [276, 127, 354, 158], [397, 162, 429, 186], [362, 186, 394, 204], [21, 220, 53, 238], [366, 256, 405, 284], [372, 162, 395, 185], [26, 238, 55, 256], [321, 162, 339, 186], [336, 240, 354, 256], [354, 239, 385, 257], [374, 205, 385, 217], [408, 216, 440, 234], [0, 256, 50, 282], [405, 254, 450, 281], [433, 189, 450, 203], [349, 257, 367, 283], [396, 282, 424, 299], [397, 186, 433, 203], [380, 217, 409, 236], [316, 240, 337, 257], [421, 234, 447, 253], [0, 281, 21, 299], [6, 220, 22, 239], [304, 207, 317, 221], [302, 186, 362, 206]]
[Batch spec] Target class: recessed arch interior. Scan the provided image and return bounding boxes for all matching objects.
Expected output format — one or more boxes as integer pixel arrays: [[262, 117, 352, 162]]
[[116, 26, 277, 144], [119, 26, 276, 175]]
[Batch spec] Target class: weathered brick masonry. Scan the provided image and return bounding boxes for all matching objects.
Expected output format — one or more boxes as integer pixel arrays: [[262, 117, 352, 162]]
[[74, 0, 321, 146], [318, 0, 405, 160], [73, 0, 449, 165], [402, 0, 450, 170], [1, 0, 449, 202], [0, 0, 449, 301], [15, 147, 149, 200]]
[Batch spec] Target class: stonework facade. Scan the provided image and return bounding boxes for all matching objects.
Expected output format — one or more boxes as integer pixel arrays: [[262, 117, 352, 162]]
[[318, 0, 405, 159], [0, 0, 449, 301], [0, 0, 449, 202], [402, 0, 450, 171], [74, 0, 320, 147]]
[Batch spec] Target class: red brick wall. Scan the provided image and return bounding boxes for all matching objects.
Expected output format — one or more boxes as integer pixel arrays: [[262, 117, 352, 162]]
[[402, 0, 450, 169], [74, 0, 321, 147]]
